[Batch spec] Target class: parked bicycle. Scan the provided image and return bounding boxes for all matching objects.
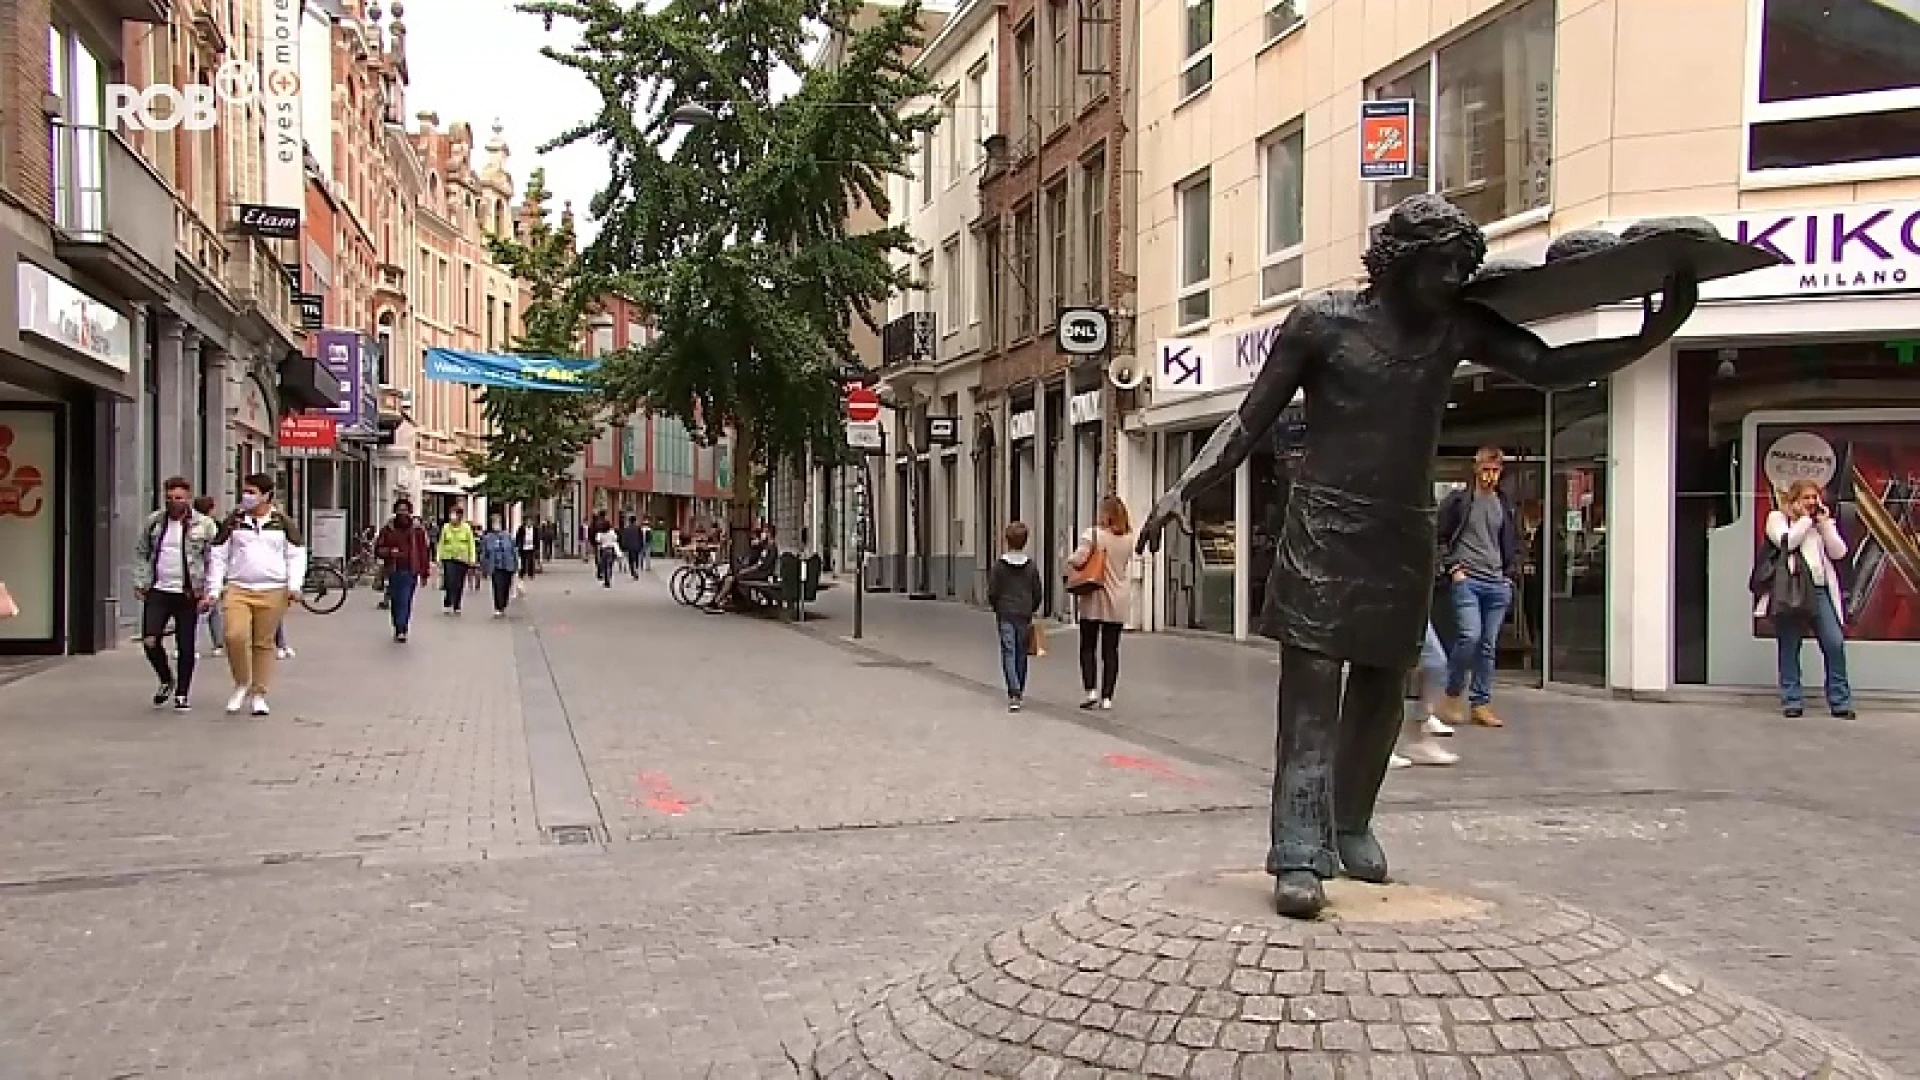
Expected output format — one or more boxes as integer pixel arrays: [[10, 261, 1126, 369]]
[[298, 561, 350, 614], [669, 562, 722, 607]]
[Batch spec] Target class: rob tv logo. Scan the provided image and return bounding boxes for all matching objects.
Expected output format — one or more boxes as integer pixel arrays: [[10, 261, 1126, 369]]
[[105, 59, 267, 132]]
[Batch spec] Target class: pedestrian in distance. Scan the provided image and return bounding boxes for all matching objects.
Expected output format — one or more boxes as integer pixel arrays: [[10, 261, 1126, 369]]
[[987, 521, 1044, 712], [517, 515, 542, 578], [1438, 446, 1521, 728], [375, 497, 432, 642], [436, 502, 478, 615], [638, 516, 654, 572], [1763, 478, 1855, 719], [1066, 494, 1135, 711], [206, 473, 305, 716], [591, 511, 620, 588], [1392, 623, 1460, 768], [618, 513, 644, 579], [133, 477, 218, 711], [192, 494, 225, 658], [479, 514, 520, 617]]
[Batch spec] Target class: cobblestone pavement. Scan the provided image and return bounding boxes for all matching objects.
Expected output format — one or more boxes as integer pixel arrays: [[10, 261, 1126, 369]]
[[0, 562, 1912, 1076]]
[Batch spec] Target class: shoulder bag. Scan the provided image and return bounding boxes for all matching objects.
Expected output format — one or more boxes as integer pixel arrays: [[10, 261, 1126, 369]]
[[1065, 532, 1108, 596], [1769, 545, 1816, 621]]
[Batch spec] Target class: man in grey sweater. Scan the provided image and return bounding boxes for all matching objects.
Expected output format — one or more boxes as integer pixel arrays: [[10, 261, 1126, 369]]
[[1435, 446, 1521, 728]]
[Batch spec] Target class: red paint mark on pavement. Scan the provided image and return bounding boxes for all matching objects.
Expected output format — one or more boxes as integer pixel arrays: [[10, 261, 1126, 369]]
[[631, 770, 695, 815], [1101, 752, 1204, 786], [545, 622, 572, 635]]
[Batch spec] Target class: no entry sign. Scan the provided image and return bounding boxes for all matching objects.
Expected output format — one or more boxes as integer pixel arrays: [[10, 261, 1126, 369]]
[[846, 386, 881, 423]]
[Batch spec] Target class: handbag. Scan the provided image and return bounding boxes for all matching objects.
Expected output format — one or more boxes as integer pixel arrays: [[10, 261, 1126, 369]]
[[1065, 533, 1108, 596], [1026, 620, 1046, 657], [0, 582, 16, 619], [1769, 546, 1816, 620]]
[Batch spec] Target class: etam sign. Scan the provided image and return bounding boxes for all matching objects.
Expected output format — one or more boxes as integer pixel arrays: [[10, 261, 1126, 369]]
[[1692, 201, 1920, 301]]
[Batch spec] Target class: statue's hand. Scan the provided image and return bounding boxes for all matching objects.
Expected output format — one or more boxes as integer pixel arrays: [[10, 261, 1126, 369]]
[[1137, 493, 1190, 555], [1639, 271, 1700, 345]]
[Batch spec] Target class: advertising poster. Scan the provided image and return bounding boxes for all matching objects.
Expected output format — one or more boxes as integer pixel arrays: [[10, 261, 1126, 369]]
[[1359, 99, 1415, 181], [1752, 419, 1920, 641], [0, 411, 59, 641], [317, 330, 362, 427]]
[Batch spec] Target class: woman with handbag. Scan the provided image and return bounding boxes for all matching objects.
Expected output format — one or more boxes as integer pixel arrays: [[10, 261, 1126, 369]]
[[1066, 495, 1135, 710], [1762, 478, 1854, 719]]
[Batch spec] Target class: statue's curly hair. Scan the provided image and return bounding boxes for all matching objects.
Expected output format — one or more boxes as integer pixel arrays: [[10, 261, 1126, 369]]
[[1362, 194, 1487, 284]]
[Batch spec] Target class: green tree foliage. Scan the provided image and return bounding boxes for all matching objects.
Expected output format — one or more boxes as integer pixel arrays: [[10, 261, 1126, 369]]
[[461, 170, 605, 506], [522, 0, 939, 506]]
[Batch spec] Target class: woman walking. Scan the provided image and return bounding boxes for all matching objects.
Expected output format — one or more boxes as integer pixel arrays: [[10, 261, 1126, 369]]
[[1066, 495, 1135, 710], [1765, 479, 1855, 719], [591, 512, 620, 587], [479, 515, 520, 617], [436, 503, 477, 615]]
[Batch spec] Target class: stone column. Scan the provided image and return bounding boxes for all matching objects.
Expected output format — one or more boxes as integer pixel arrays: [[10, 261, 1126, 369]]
[[109, 306, 153, 638], [154, 319, 187, 482], [201, 344, 230, 500]]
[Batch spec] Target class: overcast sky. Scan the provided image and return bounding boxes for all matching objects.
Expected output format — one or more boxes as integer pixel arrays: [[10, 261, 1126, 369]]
[[392, 0, 808, 243]]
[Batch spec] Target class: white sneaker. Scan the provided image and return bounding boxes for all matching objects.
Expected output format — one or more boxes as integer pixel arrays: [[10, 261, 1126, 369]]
[[211, 646, 224, 657], [225, 686, 250, 714], [1402, 740, 1459, 766], [276, 647, 295, 660], [1421, 714, 1454, 737], [249, 694, 271, 716], [1098, 698, 1113, 710], [1389, 753, 1413, 769]]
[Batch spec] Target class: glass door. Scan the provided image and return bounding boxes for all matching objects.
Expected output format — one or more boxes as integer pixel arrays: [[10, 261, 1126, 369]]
[[1546, 382, 1610, 686]]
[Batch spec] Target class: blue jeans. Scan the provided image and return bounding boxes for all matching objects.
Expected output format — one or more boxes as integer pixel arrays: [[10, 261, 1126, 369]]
[[1776, 587, 1852, 712], [1419, 623, 1447, 706], [1446, 577, 1512, 706], [996, 618, 1030, 697], [386, 569, 419, 633]]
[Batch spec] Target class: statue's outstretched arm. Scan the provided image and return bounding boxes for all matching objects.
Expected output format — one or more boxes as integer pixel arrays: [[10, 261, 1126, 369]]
[[1467, 272, 1699, 391]]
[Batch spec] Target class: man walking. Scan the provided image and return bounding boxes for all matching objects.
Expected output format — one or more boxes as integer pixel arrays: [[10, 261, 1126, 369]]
[[538, 518, 557, 563], [207, 473, 305, 716], [516, 515, 541, 579], [375, 497, 431, 642], [638, 516, 654, 572], [618, 513, 644, 578], [133, 477, 218, 710], [1438, 446, 1522, 728], [436, 502, 477, 615]]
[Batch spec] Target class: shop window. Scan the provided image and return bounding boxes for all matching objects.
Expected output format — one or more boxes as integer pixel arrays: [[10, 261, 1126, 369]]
[[1367, 0, 1554, 228], [1748, 0, 1920, 174], [1260, 124, 1304, 302], [1265, 0, 1304, 44], [1182, 0, 1214, 99], [1176, 171, 1212, 329]]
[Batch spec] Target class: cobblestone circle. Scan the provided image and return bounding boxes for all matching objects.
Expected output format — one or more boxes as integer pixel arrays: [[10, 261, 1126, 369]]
[[813, 871, 1895, 1078]]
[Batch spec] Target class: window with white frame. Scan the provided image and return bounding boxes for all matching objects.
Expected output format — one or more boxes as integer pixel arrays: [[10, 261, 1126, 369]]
[[1049, 0, 1073, 127], [1176, 172, 1212, 328], [979, 226, 998, 338], [919, 130, 934, 203], [918, 252, 935, 316], [1012, 202, 1038, 338], [1748, 0, 1920, 173], [967, 61, 990, 167], [1014, 21, 1037, 146], [1265, 0, 1305, 43], [1367, 0, 1553, 228], [1080, 153, 1106, 304], [1044, 179, 1070, 324], [944, 93, 960, 184], [1182, 0, 1214, 99], [942, 235, 963, 329], [1260, 125, 1304, 300]]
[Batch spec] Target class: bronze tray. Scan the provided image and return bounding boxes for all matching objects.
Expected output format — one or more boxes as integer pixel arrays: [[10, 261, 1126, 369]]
[[1461, 231, 1783, 327]]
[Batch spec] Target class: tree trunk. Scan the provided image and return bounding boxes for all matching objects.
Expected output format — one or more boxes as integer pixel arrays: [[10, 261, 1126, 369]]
[[727, 423, 758, 565]]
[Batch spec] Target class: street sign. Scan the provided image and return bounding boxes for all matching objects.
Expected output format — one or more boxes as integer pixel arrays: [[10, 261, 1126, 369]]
[[845, 419, 884, 451], [846, 385, 881, 423], [1057, 307, 1110, 355]]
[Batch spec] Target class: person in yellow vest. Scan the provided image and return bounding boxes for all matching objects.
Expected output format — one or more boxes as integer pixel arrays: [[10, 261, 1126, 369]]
[[436, 503, 478, 615]]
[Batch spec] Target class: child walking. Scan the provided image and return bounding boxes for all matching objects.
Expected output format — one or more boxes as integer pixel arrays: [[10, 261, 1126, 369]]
[[987, 521, 1044, 712]]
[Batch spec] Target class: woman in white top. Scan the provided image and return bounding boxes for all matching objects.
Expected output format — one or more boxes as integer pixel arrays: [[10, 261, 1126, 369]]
[[1764, 478, 1854, 719]]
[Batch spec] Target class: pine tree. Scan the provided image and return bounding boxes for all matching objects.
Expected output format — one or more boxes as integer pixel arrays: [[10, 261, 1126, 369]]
[[522, 0, 939, 520], [461, 169, 604, 507]]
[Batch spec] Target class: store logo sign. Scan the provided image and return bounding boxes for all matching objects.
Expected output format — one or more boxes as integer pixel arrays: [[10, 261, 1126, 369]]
[[1629, 201, 1920, 301], [16, 261, 131, 372]]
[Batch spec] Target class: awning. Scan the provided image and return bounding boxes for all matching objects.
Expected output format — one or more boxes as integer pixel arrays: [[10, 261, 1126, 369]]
[[279, 350, 341, 412]]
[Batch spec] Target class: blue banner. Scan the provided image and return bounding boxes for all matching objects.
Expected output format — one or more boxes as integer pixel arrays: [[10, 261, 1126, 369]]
[[424, 348, 599, 392]]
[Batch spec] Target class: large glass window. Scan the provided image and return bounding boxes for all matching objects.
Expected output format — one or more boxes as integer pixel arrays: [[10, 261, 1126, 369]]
[[1260, 125, 1304, 301], [967, 61, 990, 167], [941, 236, 962, 330], [1368, 0, 1554, 226], [1014, 21, 1036, 146], [1547, 383, 1609, 687], [1011, 202, 1038, 339], [1160, 425, 1232, 632], [1049, 0, 1073, 127], [1182, 0, 1214, 98], [1176, 172, 1211, 328], [1081, 153, 1106, 303], [1265, 0, 1305, 43], [1749, 0, 1920, 173], [1045, 179, 1069, 323]]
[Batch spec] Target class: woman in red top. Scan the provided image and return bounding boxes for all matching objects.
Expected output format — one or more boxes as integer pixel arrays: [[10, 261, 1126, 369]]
[[375, 498, 432, 642]]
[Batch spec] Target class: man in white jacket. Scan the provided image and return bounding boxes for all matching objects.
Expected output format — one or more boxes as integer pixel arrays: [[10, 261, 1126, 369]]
[[206, 472, 307, 715]]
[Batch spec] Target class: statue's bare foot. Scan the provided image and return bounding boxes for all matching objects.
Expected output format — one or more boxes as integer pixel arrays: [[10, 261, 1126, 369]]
[[1337, 831, 1388, 883], [1273, 870, 1326, 919]]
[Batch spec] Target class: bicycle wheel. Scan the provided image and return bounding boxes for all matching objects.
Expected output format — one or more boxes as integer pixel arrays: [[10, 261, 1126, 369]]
[[300, 564, 349, 614], [693, 568, 721, 607], [670, 565, 699, 606]]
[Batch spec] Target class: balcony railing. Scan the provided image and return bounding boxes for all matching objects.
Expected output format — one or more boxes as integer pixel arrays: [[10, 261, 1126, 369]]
[[50, 122, 175, 300], [881, 311, 937, 367], [229, 235, 300, 346]]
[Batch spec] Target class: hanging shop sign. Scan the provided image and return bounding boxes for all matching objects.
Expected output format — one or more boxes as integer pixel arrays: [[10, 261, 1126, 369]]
[[234, 203, 300, 239], [1056, 307, 1110, 355], [260, 0, 304, 210], [1069, 390, 1101, 426], [1008, 410, 1036, 442], [925, 415, 960, 446], [424, 347, 598, 392], [294, 292, 323, 330], [316, 329, 363, 427], [16, 261, 131, 372], [276, 413, 337, 457], [1359, 99, 1415, 181]]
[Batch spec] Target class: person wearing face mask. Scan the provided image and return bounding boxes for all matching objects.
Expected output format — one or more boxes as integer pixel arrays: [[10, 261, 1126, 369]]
[[133, 477, 219, 711], [206, 473, 306, 716], [375, 497, 433, 642], [435, 503, 478, 615]]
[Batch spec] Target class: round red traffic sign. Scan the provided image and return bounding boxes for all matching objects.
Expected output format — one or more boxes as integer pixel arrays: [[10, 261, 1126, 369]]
[[845, 386, 881, 423]]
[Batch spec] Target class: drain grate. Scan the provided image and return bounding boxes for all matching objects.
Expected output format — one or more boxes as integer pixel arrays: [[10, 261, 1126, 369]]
[[853, 659, 932, 668], [547, 825, 601, 846]]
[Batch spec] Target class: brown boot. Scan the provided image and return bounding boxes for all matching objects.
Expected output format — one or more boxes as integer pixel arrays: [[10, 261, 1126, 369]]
[[1470, 704, 1503, 728], [1438, 693, 1465, 724]]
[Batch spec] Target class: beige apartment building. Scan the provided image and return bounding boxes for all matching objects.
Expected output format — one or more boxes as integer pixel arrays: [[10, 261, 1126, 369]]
[[1129, 0, 1920, 700]]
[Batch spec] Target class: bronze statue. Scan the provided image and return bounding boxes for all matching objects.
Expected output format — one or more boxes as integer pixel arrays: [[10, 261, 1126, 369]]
[[1137, 195, 1701, 919]]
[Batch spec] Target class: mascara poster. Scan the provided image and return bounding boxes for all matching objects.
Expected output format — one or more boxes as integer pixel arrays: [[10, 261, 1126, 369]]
[[1753, 420, 1920, 641]]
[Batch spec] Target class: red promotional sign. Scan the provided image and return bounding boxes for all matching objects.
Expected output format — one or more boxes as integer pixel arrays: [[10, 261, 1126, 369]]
[[845, 386, 881, 423], [278, 413, 337, 458]]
